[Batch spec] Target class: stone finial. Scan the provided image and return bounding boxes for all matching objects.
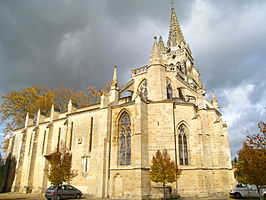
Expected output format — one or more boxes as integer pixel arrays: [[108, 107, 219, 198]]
[[24, 113, 29, 128], [211, 90, 219, 110], [68, 99, 72, 114], [158, 35, 165, 52], [50, 104, 60, 122], [111, 66, 118, 89], [36, 109, 46, 125], [36, 109, 41, 125], [68, 99, 78, 113], [149, 36, 163, 65], [50, 104, 54, 122], [197, 76, 205, 94], [24, 112, 34, 128]]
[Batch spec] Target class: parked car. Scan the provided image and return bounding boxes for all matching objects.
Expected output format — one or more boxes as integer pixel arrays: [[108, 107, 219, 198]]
[[230, 183, 266, 199], [45, 185, 82, 200]]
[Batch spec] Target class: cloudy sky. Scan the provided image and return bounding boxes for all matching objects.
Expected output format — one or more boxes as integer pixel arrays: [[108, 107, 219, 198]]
[[0, 0, 265, 157]]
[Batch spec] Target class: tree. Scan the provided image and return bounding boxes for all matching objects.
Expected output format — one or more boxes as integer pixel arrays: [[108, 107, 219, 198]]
[[0, 84, 54, 133], [45, 146, 77, 186], [234, 121, 266, 200], [247, 121, 266, 149], [88, 81, 112, 104], [231, 157, 238, 167], [53, 85, 91, 112], [0, 82, 111, 152], [150, 149, 181, 200]]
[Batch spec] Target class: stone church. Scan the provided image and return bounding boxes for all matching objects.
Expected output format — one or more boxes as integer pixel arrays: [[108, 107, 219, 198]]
[[6, 6, 234, 199]]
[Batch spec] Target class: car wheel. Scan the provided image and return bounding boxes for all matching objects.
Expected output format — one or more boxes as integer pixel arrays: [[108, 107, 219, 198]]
[[235, 193, 242, 199], [75, 193, 81, 199]]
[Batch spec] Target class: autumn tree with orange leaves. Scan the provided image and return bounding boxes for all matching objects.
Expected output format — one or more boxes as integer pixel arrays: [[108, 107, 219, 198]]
[[45, 145, 77, 186], [150, 149, 181, 200], [0, 83, 111, 152], [234, 121, 266, 200]]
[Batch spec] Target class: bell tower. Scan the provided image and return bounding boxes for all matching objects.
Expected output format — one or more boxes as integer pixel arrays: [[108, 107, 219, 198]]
[[140, 3, 202, 102]]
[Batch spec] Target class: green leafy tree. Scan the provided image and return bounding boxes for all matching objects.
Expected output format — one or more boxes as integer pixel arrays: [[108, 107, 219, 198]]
[[234, 121, 266, 200], [46, 146, 77, 185], [150, 149, 181, 200]]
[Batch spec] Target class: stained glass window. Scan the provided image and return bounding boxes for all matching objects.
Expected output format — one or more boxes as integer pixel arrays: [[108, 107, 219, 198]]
[[139, 79, 148, 99], [120, 135, 126, 165], [119, 112, 131, 165], [166, 79, 173, 99], [178, 134, 183, 165], [178, 124, 189, 165]]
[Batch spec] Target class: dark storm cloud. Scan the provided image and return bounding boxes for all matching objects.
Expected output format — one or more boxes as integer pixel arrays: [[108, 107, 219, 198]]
[[0, 0, 195, 94], [0, 0, 265, 156]]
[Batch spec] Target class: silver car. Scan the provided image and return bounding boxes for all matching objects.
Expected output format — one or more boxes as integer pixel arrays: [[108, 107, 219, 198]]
[[230, 184, 266, 199], [45, 185, 82, 200]]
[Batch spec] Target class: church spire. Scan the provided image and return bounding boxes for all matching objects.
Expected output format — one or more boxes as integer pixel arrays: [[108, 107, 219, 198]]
[[149, 36, 163, 65], [167, 5, 186, 48]]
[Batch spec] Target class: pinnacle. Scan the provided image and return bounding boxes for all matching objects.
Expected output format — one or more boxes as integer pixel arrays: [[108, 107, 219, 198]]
[[112, 65, 118, 88], [149, 36, 163, 65], [167, 6, 186, 48], [211, 90, 218, 101], [158, 35, 165, 52]]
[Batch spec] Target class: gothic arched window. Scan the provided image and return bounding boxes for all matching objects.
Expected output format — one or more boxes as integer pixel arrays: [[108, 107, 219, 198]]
[[119, 112, 131, 165], [178, 124, 188, 165], [166, 79, 173, 99], [138, 79, 148, 99]]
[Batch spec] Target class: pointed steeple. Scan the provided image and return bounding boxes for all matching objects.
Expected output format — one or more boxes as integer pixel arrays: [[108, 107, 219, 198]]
[[149, 36, 162, 65], [211, 90, 219, 110], [167, 6, 186, 48], [111, 66, 118, 89], [158, 35, 165, 52]]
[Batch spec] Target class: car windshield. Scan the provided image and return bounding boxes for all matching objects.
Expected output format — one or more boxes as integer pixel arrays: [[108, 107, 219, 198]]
[[47, 186, 57, 190]]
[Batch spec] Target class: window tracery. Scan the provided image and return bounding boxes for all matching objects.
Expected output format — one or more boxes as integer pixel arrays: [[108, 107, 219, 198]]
[[178, 124, 188, 165], [119, 112, 131, 165], [138, 79, 148, 99]]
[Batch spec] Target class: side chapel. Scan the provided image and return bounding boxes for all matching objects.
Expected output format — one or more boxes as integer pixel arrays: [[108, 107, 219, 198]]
[[6, 5, 234, 199]]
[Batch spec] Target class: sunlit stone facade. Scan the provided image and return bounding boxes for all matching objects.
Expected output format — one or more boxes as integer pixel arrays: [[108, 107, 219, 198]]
[[6, 6, 234, 199]]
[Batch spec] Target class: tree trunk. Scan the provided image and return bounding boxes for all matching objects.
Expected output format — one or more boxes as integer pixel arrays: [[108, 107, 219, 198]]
[[256, 185, 263, 200], [163, 183, 166, 200]]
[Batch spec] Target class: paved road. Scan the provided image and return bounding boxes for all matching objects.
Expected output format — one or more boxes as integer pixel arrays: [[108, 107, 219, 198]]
[[0, 193, 88, 200], [0, 193, 236, 200]]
